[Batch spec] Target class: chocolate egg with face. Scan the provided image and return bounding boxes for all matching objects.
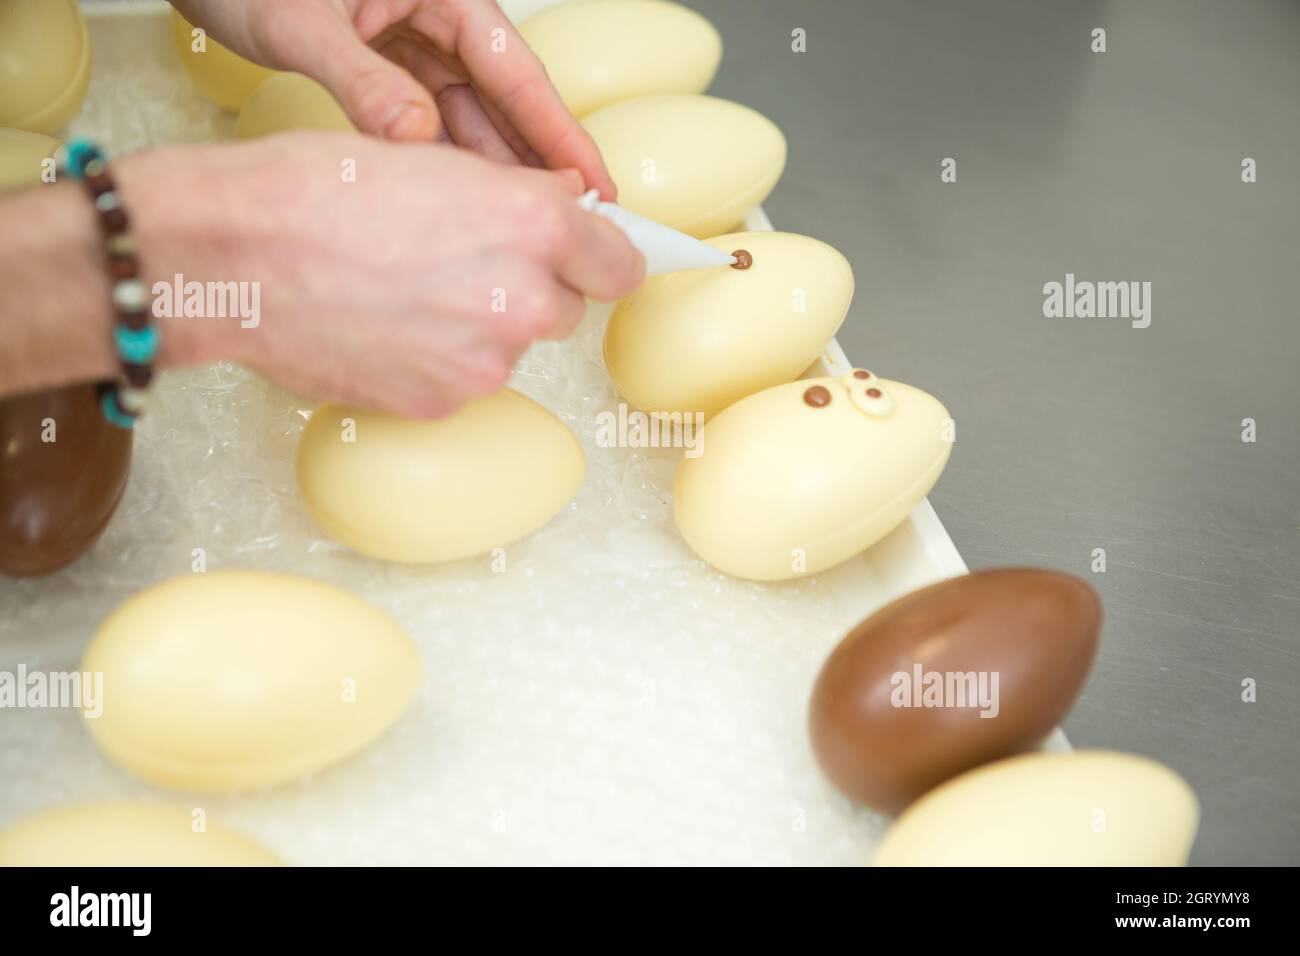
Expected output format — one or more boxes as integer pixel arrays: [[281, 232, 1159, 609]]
[[809, 569, 1101, 814], [673, 371, 951, 580], [0, 384, 133, 576], [605, 231, 854, 418]]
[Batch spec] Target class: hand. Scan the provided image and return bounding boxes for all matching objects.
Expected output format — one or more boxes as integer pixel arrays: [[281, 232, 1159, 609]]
[[115, 134, 642, 418], [171, 0, 618, 198]]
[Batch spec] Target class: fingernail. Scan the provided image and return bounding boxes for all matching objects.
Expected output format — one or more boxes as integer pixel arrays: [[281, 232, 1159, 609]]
[[383, 105, 429, 141]]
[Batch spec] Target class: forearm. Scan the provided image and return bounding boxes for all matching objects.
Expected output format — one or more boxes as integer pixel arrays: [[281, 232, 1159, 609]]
[[0, 181, 115, 394], [0, 148, 230, 398]]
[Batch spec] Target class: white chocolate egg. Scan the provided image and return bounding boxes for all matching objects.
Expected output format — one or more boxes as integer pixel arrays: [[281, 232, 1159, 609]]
[[520, 0, 722, 117], [673, 372, 951, 581], [0, 127, 60, 193], [237, 72, 355, 139], [605, 231, 853, 417], [0, 0, 91, 135], [82, 571, 420, 793], [582, 94, 786, 238], [0, 803, 281, 866], [874, 751, 1200, 866], [171, 9, 276, 112], [297, 390, 585, 563]]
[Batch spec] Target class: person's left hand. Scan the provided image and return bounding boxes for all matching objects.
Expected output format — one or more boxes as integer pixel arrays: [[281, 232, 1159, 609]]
[[171, 0, 618, 198]]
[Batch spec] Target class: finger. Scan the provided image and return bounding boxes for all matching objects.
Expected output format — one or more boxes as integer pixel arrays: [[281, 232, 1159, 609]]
[[405, 42, 547, 168], [537, 281, 588, 341], [387, 386, 464, 421], [379, 39, 515, 161], [485, 261, 586, 343], [271, 9, 442, 141], [515, 163, 586, 199], [424, 4, 619, 198], [435, 84, 521, 165], [476, 88, 546, 167], [554, 208, 646, 302], [548, 167, 586, 196]]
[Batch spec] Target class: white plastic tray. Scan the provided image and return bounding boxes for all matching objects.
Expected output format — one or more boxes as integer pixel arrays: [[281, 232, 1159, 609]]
[[0, 0, 1064, 866]]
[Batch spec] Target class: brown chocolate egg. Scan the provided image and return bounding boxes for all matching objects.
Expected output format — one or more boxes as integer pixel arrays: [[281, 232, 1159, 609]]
[[0, 384, 132, 576], [808, 568, 1100, 814]]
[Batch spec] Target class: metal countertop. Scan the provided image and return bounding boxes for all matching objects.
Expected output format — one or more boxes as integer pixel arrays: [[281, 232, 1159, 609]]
[[685, 0, 1300, 865]]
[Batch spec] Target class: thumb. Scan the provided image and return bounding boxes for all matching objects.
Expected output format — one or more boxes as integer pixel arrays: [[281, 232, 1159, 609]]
[[269, 12, 441, 141], [550, 167, 586, 196]]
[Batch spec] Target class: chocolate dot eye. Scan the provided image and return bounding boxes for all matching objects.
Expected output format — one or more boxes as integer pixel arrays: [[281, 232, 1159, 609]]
[[730, 249, 753, 270], [866, 388, 882, 398], [803, 385, 832, 407], [853, 370, 870, 380]]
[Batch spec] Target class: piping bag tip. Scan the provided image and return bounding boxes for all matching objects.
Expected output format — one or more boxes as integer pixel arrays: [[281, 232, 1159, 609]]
[[577, 189, 738, 275]]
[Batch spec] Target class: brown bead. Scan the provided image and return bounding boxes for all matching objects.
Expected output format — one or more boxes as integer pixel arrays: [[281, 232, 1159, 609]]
[[119, 310, 150, 331], [853, 370, 871, 380], [730, 249, 753, 270], [86, 171, 116, 197], [122, 363, 153, 388], [98, 207, 128, 233], [803, 385, 832, 407], [108, 256, 140, 279], [866, 387, 882, 398]]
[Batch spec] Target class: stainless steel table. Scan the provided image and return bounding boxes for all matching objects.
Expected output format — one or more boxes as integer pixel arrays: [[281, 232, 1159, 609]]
[[684, 0, 1299, 864]]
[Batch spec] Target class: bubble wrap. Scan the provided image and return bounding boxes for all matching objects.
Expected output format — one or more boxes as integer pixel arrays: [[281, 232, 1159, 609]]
[[0, 1, 975, 865]]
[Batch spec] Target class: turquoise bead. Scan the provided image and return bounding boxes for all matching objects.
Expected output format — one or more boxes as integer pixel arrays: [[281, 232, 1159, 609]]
[[113, 325, 160, 364], [61, 139, 104, 180], [100, 390, 135, 430]]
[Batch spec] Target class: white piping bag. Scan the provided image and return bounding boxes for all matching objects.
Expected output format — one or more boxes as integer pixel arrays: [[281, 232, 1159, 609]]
[[577, 189, 736, 275]]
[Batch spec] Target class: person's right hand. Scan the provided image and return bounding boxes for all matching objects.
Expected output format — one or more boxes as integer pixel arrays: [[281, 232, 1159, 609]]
[[122, 132, 644, 418]]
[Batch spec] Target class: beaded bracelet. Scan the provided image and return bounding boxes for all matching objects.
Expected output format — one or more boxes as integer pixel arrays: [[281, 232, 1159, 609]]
[[56, 138, 157, 430]]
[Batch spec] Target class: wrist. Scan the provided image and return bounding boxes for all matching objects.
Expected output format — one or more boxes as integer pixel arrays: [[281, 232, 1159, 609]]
[[0, 182, 113, 394], [115, 145, 241, 372], [127, 133, 374, 373], [0, 136, 293, 400]]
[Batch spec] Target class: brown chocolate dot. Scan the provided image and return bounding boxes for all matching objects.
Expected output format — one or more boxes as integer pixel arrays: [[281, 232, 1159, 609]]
[[730, 249, 752, 270], [866, 387, 882, 398], [853, 370, 871, 379], [804, 385, 832, 407]]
